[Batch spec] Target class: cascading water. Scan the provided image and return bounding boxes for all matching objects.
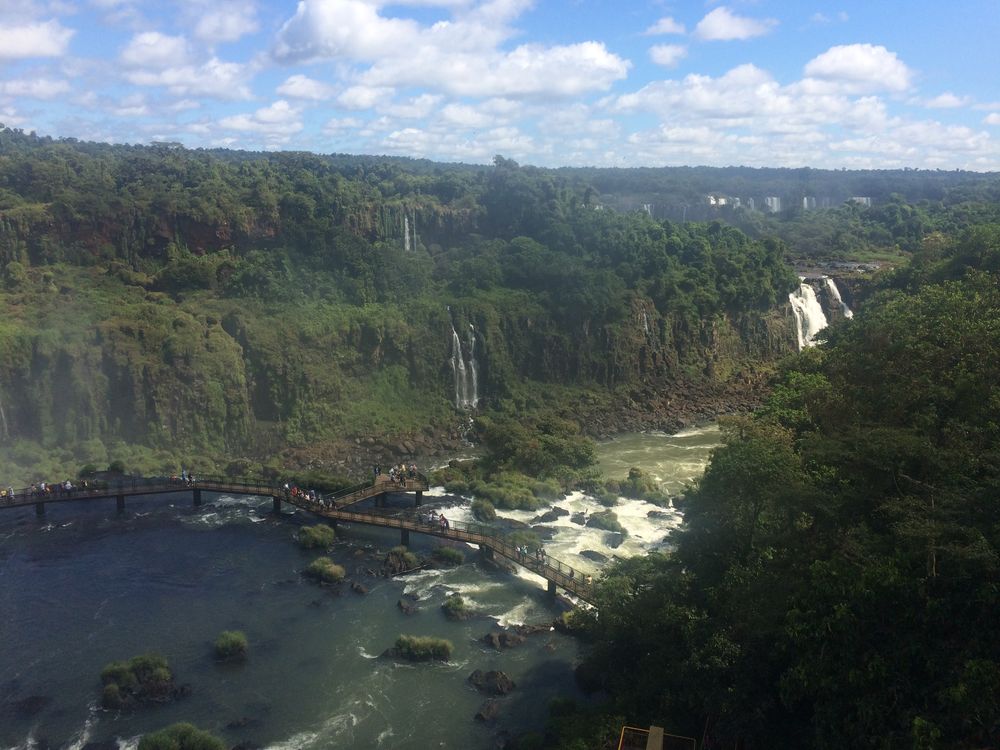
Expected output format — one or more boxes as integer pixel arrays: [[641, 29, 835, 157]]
[[449, 319, 480, 409], [789, 280, 829, 350], [404, 214, 411, 252], [824, 277, 854, 319], [641, 311, 649, 334]]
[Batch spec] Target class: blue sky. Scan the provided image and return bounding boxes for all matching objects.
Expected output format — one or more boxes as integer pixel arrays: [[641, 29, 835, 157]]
[[1, 0, 999, 169]]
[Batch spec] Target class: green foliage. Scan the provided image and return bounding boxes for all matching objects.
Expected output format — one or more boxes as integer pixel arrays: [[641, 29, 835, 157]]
[[431, 546, 464, 566], [393, 634, 453, 662], [303, 557, 345, 584], [585, 509, 626, 536], [296, 524, 336, 550], [213, 630, 248, 661], [138, 723, 225, 750], [441, 594, 472, 620], [603, 467, 670, 506], [470, 498, 496, 522], [100, 653, 174, 709], [387, 545, 419, 571], [573, 231, 1000, 749]]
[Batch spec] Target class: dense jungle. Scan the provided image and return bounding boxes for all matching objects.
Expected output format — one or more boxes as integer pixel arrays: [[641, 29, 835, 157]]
[[2, 126, 1000, 749]]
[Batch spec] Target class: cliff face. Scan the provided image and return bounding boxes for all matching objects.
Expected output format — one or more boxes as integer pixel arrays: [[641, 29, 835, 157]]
[[0, 271, 796, 469]]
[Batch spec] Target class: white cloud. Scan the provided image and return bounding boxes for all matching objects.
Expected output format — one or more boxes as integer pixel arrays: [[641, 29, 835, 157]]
[[323, 116, 364, 134], [0, 19, 74, 58], [383, 93, 442, 118], [924, 92, 969, 109], [644, 16, 685, 36], [694, 7, 777, 41], [649, 44, 687, 68], [273, 0, 629, 98], [126, 57, 253, 99], [441, 102, 493, 128], [218, 99, 303, 139], [0, 77, 70, 99], [803, 44, 912, 94], [338, 85, 394, 110], [120, 32, 191, 68], [985, 113, 1000, 126], [277, 74, 334, 100], [192, 2, 259, 43]]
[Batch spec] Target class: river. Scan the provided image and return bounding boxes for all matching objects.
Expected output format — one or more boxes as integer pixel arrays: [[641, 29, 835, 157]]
[[0, 425, 719, 749]]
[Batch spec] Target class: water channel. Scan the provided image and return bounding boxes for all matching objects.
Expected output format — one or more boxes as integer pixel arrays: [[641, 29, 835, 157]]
[[0, 425, 719, 750]]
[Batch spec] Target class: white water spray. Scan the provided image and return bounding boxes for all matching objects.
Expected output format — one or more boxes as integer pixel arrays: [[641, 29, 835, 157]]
[[824, 277, 854, 319], [789, 280, 829, 349], [449, 321, 479, 409], [403, 214, 411, 252]]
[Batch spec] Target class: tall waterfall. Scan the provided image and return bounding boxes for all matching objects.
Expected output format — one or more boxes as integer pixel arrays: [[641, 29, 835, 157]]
[[449, 321, 479, 409], [789, 281, 829, 350], [824, 277, 854, 319], [403, 215, 411, 252]]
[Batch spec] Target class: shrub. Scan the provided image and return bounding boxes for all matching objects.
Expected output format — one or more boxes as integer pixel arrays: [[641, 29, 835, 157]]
[[100, 653, 174, 709], [107, 459, 126, 474], [471, 498, 496, 522], [441, 594, 472, 620], [444, 479, 470, 495], [585, 510, 627, 536], [297, 524, 336, 549], [388, 545, 419, 570], [138, 723, 225, 750], [78, 463, 99, 479], [611, 467, 670, 506], [303, 558, 346, 584], [394, 634, 453, 661], [214, 630, 248, 661], [432, 547, 465, 566]]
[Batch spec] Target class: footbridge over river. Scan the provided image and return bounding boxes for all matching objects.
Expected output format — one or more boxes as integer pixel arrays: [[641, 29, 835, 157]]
[[0, 475, 596, 605]]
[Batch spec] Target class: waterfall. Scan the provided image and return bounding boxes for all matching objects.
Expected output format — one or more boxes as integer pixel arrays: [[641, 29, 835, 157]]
[[449, 321, 480, 409], [824, 277, 853, 319], [403, 214, 411, 252], [789, 281, 829, 350], [641, 311, 649, 334]]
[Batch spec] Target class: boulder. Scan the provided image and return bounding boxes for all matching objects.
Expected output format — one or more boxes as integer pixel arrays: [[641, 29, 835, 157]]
[[482, 631, 527, 650], [468, 669, 515, 695], [531, 507, 569, 523], [397, 598, 418, 615], [350, 581, 369, 595], [646, 510, 673, 520], [475, 699, 501, 722], [580, 550, 609, 564], [604, 532, 625, 549]]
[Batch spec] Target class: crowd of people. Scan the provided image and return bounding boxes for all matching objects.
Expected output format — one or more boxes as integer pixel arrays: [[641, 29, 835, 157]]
[[3, 480, 91, 503], [375, 463, 421, 487]]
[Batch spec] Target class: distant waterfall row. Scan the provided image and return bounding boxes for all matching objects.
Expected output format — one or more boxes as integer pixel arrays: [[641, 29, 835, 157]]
[[449, 322, 480, 410], [789, 276, 854, 350]]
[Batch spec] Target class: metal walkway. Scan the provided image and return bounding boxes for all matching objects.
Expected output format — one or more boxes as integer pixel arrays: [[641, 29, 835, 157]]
[[0, 475, 596, 604]]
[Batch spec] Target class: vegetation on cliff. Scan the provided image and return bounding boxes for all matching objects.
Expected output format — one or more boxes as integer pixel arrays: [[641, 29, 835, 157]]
[[0, 129, 801, 484], [557, 226, 1000, 748]]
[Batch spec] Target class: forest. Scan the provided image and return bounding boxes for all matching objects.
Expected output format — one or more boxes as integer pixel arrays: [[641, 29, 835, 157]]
[[548, 226, 1000, 749], [2, 127, 1000, 748], [0, 126, 801, 483]]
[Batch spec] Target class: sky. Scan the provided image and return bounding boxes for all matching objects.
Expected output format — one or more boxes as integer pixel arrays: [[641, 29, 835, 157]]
[[1, 0, 999, 170]]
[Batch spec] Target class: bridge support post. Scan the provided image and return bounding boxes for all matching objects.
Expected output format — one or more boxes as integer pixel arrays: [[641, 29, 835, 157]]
[[35, 502, 45, 517], [481, 545, 494, 560], [193, 488, 202, 507], [273, 496, 282, 514], [401, 528, 409, 546], [116, 494, 125, 514], [547, 580, 557, 598], [414, 491, 423, 507]]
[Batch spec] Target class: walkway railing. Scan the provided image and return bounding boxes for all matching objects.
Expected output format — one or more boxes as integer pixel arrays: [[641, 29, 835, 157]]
[[282, 495, 596, 604], [0, 472, 595, 604]]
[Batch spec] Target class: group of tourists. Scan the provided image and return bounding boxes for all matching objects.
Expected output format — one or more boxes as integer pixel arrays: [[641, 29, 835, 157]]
[[1, 485, 17, 503], [515, 544, 546, 564], [283, 483, 332, 507], [418, 509, 450, 528], [376, 463, 420, 487], [170, 470, 197, 484], [21, 480, 85, 499]]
